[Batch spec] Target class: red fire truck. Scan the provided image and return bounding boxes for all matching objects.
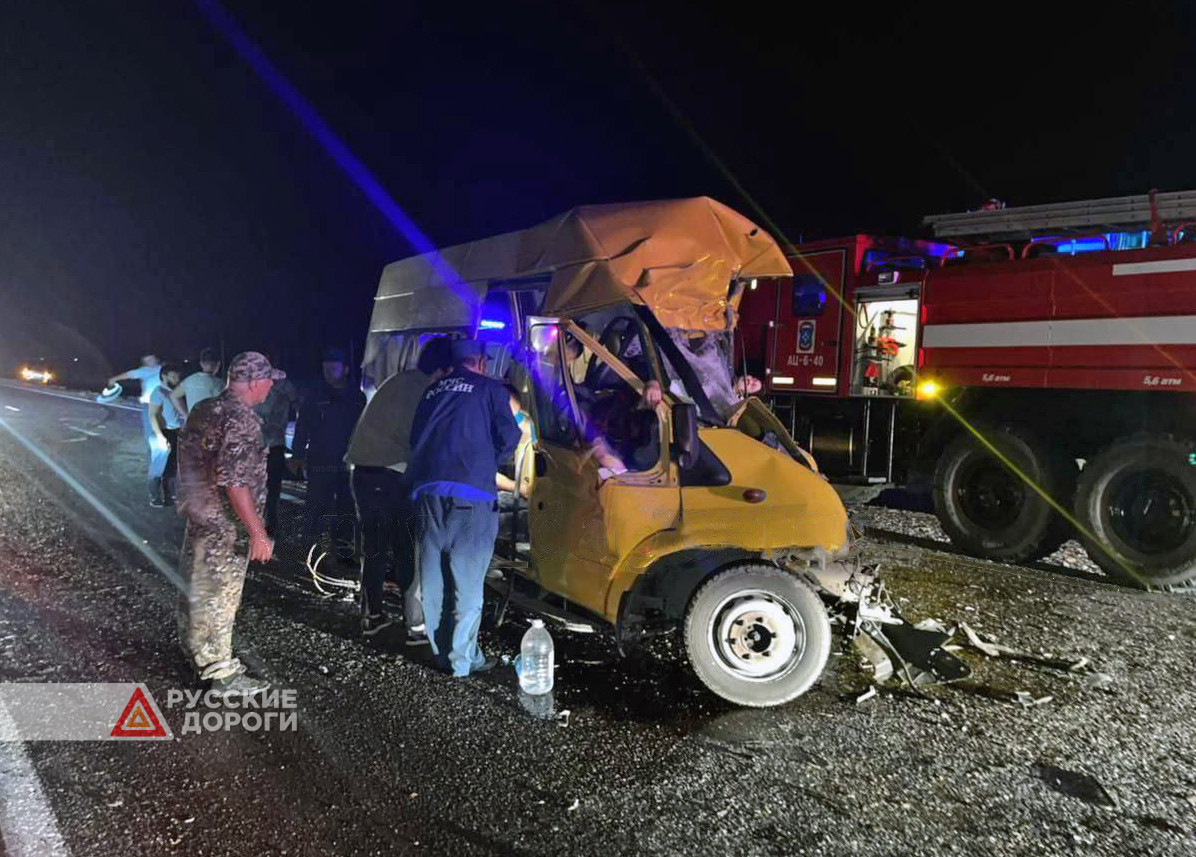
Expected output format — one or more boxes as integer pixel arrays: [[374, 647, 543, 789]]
[[737, 190, 1196, 589]]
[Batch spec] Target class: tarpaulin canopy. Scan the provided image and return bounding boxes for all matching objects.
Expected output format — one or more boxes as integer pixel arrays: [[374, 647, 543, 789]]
[[368, 197, 792, 334]]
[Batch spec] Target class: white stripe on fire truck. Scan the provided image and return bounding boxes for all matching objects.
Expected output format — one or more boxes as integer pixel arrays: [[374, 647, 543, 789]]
[[921, 315, 1196, 349], [1112, 258, 1196, 276]]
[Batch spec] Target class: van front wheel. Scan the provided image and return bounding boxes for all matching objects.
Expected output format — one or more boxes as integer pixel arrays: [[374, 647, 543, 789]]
[[684, 564, 831, 707]]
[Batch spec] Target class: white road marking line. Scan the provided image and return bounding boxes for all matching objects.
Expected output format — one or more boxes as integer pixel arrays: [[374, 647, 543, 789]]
[[4, 407, 19, 412], [58, 421, 102, 438], [0, 417, 184, 592], [0, 382, 141, 413], [0, 697, 70, 856]]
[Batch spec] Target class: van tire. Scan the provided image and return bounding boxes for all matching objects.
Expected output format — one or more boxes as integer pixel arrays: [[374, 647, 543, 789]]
[[933, 424, 1076, 563], [684, 564, 830, 707], [1074, 434, 1196, 589]]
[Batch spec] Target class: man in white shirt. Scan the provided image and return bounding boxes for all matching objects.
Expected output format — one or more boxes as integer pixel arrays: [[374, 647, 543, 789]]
[[171, 348, 224, 419], [107, 354, 167, 503], [344, 337, 452, 641], [148, 364, 185, 507]]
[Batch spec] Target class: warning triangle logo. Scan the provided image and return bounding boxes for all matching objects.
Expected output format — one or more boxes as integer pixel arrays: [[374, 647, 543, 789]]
[[110, 687, 169, 739]]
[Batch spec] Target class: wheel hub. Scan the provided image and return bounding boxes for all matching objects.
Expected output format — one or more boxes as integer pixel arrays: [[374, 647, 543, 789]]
[[1108, 468, 1196, 555], [958, 459, 1024, 530], [712, 593, 804, 679]]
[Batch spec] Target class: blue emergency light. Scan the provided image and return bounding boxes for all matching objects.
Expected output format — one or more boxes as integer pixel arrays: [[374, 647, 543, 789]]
[[1055, 240, 1109, 255]]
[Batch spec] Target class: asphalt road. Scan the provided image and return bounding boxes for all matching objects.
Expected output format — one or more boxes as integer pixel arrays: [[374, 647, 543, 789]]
[[0, 380, 1194, 856]]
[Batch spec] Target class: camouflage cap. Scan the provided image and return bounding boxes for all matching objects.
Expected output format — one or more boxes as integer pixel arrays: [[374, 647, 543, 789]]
[[227, 351, 285, 382]]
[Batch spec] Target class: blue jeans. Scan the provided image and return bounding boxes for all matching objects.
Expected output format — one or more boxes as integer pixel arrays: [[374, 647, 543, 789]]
[[412, 493, 498, 677], [141, 404, 170, 481]]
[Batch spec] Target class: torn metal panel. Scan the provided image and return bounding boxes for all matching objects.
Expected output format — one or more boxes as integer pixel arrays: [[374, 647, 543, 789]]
[[879, 623, 972, 684], [369, 197, 793, 335], [787, 555, 972, 689]]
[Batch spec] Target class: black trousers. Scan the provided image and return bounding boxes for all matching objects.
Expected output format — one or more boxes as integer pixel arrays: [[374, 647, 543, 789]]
[[302, 463, 355, 554], [264, 445, 286, 536], [352, 466, 422, 625], [151, 428, 181, 504]]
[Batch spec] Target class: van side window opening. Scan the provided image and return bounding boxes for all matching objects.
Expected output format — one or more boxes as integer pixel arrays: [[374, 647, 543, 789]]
[[476, 291, 517, 378]]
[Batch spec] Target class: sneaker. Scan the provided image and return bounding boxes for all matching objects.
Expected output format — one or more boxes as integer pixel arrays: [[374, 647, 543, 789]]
[[473, 657, 498, 674], [149, 497, 166, 508], [452, 657, 498, 679], [208, 672, 270, 700], [405, 629, 430, 647], [362, 612, 393, 636]]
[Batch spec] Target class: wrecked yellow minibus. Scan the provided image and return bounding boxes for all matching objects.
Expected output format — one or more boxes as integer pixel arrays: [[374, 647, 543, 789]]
[[363, 197, 916, 707]]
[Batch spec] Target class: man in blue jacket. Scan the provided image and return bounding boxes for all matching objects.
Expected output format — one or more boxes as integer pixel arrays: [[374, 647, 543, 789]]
[[407, 339, 521, 678]]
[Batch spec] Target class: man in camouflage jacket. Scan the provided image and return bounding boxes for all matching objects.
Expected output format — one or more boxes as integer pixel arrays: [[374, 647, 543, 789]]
[[177, 351, 284, 699]]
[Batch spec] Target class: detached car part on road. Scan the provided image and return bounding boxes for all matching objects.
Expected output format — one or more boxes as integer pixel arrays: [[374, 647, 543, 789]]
[[363, 198, 963, 707]]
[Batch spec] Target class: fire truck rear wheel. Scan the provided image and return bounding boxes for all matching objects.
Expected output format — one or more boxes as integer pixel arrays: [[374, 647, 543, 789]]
[[684, 564, 831, 708], [933, 425, 1077, 563], [1074, 434, 1196, 589]]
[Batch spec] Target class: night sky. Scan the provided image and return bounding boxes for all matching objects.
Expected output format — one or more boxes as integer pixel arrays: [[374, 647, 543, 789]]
[[3, 1, 1195, 382]]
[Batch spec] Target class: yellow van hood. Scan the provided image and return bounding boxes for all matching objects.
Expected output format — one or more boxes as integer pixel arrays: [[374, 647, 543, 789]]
[[681, 429, 848, 553]]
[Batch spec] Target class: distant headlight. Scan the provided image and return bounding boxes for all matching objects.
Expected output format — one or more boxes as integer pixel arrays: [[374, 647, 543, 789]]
[[19, 367, 51, 383]]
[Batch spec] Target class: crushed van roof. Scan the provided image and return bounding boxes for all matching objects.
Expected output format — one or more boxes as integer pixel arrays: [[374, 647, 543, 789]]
[[369, 197, 792, 333]]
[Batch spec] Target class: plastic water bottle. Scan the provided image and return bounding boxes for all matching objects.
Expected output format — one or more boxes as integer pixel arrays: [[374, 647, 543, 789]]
[[518, 620, 554, 694]]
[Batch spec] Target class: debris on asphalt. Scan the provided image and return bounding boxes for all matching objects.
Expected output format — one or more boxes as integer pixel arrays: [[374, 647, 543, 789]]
[[556, 709, 571, 727], [1079, 671, 1114, 690], [566, 799, 580, 813], [886, 622, 971, 684], [958, 622, 1090, 672], [1012, 691, 1053, 708], [959, 622, 1002, 657], [850, 611, 1097, 706], [913, 618, 949, 634], [853, 632, 894, 682], [1033, 764, 1118, 807]]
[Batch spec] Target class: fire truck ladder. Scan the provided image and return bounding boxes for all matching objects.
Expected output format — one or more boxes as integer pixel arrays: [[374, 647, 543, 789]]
[[923, 189, 1196, 241]]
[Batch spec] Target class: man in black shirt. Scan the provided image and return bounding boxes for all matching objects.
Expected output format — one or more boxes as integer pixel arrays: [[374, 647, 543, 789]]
[[293, 347, 365, 564]]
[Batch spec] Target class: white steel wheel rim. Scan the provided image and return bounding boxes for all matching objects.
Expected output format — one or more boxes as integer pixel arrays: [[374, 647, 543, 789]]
[[708, 589, 805, 681]]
